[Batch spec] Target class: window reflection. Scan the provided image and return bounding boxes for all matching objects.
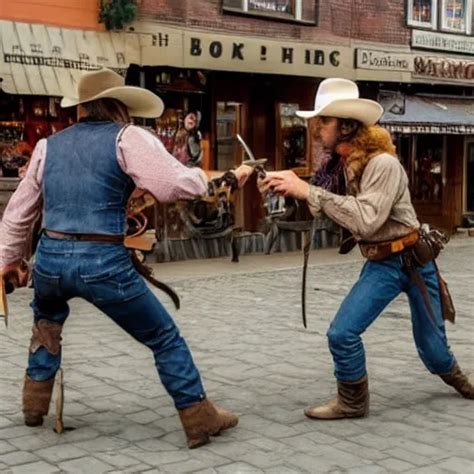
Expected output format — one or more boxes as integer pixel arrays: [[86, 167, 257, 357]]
[[413, 135, 443, 202]]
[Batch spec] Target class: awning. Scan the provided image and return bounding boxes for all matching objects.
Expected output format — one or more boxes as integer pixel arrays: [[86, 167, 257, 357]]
[[0, 20, 152, 97], [379, 92, 474, 134]]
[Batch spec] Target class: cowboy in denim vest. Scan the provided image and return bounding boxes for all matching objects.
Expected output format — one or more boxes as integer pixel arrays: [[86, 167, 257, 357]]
[[261, 78, 473, 420], [0, 69, 254, 449]]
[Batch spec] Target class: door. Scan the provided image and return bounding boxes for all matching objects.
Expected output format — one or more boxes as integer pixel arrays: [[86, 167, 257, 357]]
[[465, 139, 474, 216]]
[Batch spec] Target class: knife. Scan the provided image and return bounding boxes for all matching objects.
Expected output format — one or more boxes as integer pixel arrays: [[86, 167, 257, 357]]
[[0, 276, 8, 327], [236, 134, 267, 168]]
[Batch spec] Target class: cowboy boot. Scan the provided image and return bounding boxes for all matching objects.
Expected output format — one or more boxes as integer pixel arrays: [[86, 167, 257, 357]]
[[178, 399, 238, 449], [22, 375, 55, 426], [305, 375, 369, 420], [439, 363, 474, 399]]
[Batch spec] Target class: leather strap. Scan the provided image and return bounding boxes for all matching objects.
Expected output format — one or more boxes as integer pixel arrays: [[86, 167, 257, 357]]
[[301, 228, 312, 329], [0, 276, 8, 327], [403, 254, 438, 329], [130, 251, 180, 310], [54, 369, 65, 434], [359, 229, 419, 261], [45, 230, 124, 243]]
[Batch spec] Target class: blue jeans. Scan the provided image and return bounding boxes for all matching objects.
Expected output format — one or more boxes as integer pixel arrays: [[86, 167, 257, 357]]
[[28, 235, 206, 409], [327, 255, 456, 382]]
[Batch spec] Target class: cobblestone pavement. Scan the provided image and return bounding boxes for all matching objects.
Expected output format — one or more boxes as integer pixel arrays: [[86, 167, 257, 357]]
[[0, 240, 473, 473]]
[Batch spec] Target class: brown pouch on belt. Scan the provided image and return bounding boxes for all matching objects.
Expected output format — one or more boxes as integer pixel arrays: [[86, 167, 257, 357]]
[[433, 261, 455, 324], [411, 227, 448, 267]]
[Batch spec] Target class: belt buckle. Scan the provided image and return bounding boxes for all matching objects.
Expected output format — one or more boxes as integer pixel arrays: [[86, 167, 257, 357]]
[[391, 240, 404, 253]]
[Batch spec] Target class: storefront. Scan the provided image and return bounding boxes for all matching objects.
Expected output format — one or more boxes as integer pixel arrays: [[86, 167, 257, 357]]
[[0, 92, 75, 215], [380, 93, 474, 231], [124, 23, 353, 258], [0, 19, 151, 217], [355, 40, 474, 233]]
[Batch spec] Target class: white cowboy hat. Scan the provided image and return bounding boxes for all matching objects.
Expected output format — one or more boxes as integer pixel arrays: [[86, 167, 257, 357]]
[[61, 68, 164, 118], [296, 78, 383, 125]]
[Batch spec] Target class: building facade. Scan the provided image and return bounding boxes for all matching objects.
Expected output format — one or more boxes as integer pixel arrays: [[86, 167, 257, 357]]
[[0, 0, 472, 241]]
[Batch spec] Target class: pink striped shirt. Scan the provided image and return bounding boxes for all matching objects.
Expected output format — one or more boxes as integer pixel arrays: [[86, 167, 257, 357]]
[[0, 125, 208, 268]]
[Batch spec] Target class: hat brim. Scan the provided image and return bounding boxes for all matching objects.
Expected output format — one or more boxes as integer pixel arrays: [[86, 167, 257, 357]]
[[61, 86, 164, 118], [296, 98, 383, 126]]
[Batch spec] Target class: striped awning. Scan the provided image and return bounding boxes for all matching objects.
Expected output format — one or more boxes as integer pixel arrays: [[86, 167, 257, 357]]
[[0, 20, 151, 97], [379, 92, 474, 134]]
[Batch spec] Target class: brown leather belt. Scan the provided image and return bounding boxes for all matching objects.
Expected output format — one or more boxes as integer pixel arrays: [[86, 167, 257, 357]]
[[45, 230, 124, 243], [359, 229, 419, 261]]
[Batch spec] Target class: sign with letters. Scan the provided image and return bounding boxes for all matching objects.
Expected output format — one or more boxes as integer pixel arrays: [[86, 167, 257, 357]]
[[412, 30, 474, 55], [140, 24, 353, 78], [356, 49, 414, 72]]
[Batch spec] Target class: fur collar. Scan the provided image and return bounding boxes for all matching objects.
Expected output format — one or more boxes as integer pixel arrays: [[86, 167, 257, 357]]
[[338, 126, 397, 188]]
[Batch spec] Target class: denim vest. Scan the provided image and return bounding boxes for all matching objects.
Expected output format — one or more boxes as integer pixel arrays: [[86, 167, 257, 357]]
[[43, 122, 134, 235]]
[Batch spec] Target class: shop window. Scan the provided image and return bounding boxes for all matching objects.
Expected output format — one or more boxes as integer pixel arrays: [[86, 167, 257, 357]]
[[216, 102, 243, 171], [441, 0, 472, 34], [222, 0, 316, 24], [413, 135, 443, 203], [407, 0, 438, 28], [466, 142, 474, 213], [276, 103, 307, 171], [406, 0, 472, 33]]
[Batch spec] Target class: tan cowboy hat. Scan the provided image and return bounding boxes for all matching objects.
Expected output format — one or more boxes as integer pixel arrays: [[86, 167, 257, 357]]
[[296, 78, 383, 125], [61, 68, 164, 118]]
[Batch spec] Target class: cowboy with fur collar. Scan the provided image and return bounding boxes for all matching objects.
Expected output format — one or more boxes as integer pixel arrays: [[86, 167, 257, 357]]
[[262, 78, 473, 420]]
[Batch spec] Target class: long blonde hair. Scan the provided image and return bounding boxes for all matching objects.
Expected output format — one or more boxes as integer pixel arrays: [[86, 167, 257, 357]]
[[343, 125, 397, 182]]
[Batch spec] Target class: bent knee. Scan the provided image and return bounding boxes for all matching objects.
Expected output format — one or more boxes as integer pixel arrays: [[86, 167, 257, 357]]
[[136, 324, 181, 349], [327, 326, 358, 350]]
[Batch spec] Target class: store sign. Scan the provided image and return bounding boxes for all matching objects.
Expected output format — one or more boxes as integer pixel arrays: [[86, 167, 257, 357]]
[[412, 30, 474, 55], [356, 49, 414, 72], [140, 25, 353, 77], [414, 56, 474, 80], [181, 31, 352, 77]]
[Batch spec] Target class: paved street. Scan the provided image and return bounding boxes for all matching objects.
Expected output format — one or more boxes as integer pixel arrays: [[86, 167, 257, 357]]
[[0, 238, 473, 473]]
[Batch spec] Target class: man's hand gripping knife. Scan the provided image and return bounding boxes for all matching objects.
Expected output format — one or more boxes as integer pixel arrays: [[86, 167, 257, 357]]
[[0, 260, 29, 327]]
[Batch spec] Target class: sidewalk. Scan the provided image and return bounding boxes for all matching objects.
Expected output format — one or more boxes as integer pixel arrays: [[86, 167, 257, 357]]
[[149, 245, 364, 282]]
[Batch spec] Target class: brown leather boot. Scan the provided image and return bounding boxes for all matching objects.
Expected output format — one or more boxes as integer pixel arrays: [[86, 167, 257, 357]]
[[305, 376, 369, 420], [439, 363, 474, 399], [178, 399, 238, 449], [22, 375, 55, 427]]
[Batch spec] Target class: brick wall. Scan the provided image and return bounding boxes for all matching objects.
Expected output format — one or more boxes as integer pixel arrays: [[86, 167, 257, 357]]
[[352, 0, 410, 44], [138, 0, 411, 47]]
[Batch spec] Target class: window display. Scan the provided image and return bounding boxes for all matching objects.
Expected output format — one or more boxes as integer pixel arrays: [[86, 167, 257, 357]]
[[441, 0, 470, 32], [216, 102, 242, 171], [413, 135, 443, 203], [222, 0, 315, 23], [277, 103, 307, 171], [466, 143, 474, 213], [407, 0, 437, 27]]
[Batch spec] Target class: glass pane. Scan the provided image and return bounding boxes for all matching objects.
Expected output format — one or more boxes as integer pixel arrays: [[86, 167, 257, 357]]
[[443, 0, 466, 30], [248, 0, 295, 15], [413, 135, 443, 203], [467, 143, 474, 212], [278, 103, 306, 169], [222, 0, 244, 10], [216, 102, 241, 171], [412, 0, 433, 23]]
